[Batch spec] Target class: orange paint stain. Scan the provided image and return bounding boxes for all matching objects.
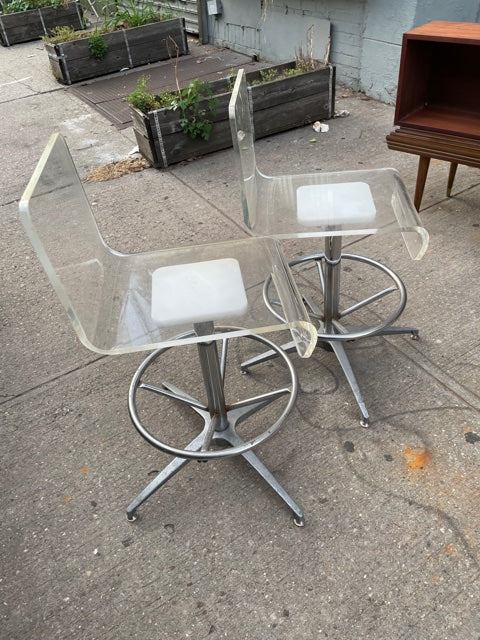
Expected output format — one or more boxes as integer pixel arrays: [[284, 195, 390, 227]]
[[81, 467, 88, 473], [444, 544, 457, 555], [404, 446, 432, 470], [64, 496, 71, 503]]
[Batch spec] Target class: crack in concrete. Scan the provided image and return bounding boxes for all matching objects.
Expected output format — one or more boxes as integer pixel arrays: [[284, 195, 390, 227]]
[[1, 355, 108, 406]]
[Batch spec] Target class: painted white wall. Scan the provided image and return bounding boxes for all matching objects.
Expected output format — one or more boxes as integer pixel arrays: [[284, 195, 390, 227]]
[[205, 0, 480, 103], [207, 0, 330, 62], [359, 0, 416, 103]]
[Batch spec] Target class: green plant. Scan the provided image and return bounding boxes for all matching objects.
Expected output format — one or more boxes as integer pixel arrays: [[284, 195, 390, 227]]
[[259, 68, 279, 83], [283, 66, 301, 77], [126, 75, 176, 113], [226, 68, 237, 92], [126, 75, 161, 112], [1, 0, 67, 12], [2, 0, 30, 12], [175, 79, 217, 141], [88, 30, 108, 58], [43, 24, 77, 42], [127, 76, 217, 141], [248, 67, 280, 86], [104, 0, 162, 29], [295, 57, 317, 73], [156, 88, 177, 108]]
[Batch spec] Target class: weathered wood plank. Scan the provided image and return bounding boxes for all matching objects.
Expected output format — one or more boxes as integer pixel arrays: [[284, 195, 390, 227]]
[[52, 33, 131, 83], [53, 31, 128, 64], [164, 119, 233, 165], [133, 129, 160, 167], [126, 18, 187, 53], [145, 69, 331, 141], [253, 92, 331, 137], [131, 63, 335, 168], [46, 48, 63, 79], [147, 92, 232, 136], [0, 12, 43, 44], [45, 18, 187, 84], [129, 107, 150, 136], [250, 70, 331, 110], [0, 2, 83, 46], [145, 119, 233, 168]]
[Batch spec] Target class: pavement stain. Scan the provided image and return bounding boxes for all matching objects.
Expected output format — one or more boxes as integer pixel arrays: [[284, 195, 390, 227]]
[[121, 537, 134, 548], [404, 446, 432, 471], [464, 429, 480, 444], [444, 544, 458, 555], [343, 441, 355, 453]]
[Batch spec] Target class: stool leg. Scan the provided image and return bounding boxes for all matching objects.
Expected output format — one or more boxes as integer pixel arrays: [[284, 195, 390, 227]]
[[321, 236, 372, 425], [240, 339, 297, 372], [375, 325, 419, 338], [241, 449, 304, 525], [126, 432, 205, 521], [214, 424, 304, 526], [327, 339, 369, 427]]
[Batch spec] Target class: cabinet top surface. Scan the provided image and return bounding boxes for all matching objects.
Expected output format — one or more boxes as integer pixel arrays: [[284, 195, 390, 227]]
[[405, 20, 480, 43]]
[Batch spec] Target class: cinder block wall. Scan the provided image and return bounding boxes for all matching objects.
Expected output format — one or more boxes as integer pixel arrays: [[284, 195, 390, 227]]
[[205, 0, 480, 104], [358, 0, 480, 103]]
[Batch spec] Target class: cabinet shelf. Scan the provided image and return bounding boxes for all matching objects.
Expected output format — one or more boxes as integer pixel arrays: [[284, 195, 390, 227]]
[[398, 105, 480, 140], [394, 21, 480, 139]]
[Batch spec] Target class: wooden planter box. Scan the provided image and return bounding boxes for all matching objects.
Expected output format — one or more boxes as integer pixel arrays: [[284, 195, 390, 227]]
[[131, 62, 335, 168], [45, 17, 188, 85], [0, 1, 83, 46]]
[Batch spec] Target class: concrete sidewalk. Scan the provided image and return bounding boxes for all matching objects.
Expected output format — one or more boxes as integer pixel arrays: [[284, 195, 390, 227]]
[[2, 38, 480, 640]]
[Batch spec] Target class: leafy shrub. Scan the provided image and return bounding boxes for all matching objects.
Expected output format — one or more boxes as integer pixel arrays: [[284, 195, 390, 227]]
[[42, 0, 169, 43], [1, 0, 68, 12], [103, 0, 165, 30], [176, 79, 217, 140], [126, 76, 217, 141], [126, 75, 176, 113], [43, 24, 76, 42], [88, 31, 108, 58]]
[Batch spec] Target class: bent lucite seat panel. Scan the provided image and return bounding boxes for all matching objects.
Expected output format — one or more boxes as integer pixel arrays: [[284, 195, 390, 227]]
[[228, 69, 429, 427], [229, 69, 429, 260], [19, 133, 316, 358], [19, 132, 318, 525]]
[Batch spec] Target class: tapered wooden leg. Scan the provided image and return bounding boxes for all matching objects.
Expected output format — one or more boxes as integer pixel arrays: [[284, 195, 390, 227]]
[[446, 162, 458, 197], [414, 155, 431, 211]]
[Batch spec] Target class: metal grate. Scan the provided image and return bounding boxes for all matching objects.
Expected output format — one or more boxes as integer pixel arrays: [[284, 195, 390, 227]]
[[68, 48, 267, 128]]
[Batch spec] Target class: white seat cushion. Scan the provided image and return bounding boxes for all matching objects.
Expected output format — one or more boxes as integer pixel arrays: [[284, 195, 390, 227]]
[[151, 258, 248, 327], [296, 182, 376, 227]]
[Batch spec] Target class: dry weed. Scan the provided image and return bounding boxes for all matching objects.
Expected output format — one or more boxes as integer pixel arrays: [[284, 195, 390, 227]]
[[83, 157, 150, 182]]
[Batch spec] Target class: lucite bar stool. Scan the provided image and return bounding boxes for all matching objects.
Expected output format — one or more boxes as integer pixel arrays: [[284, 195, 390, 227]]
[[19, 133, 317, 525], [229, 69, 429, 426]]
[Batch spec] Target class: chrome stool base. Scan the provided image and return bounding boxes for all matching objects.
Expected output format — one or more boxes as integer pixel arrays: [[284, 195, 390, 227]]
[[242, 240, 419, 427], [127, 328, 304, 525]]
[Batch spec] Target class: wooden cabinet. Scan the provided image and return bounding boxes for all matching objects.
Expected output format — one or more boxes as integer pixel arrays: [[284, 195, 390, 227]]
[[387, 21, 480, 209]]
